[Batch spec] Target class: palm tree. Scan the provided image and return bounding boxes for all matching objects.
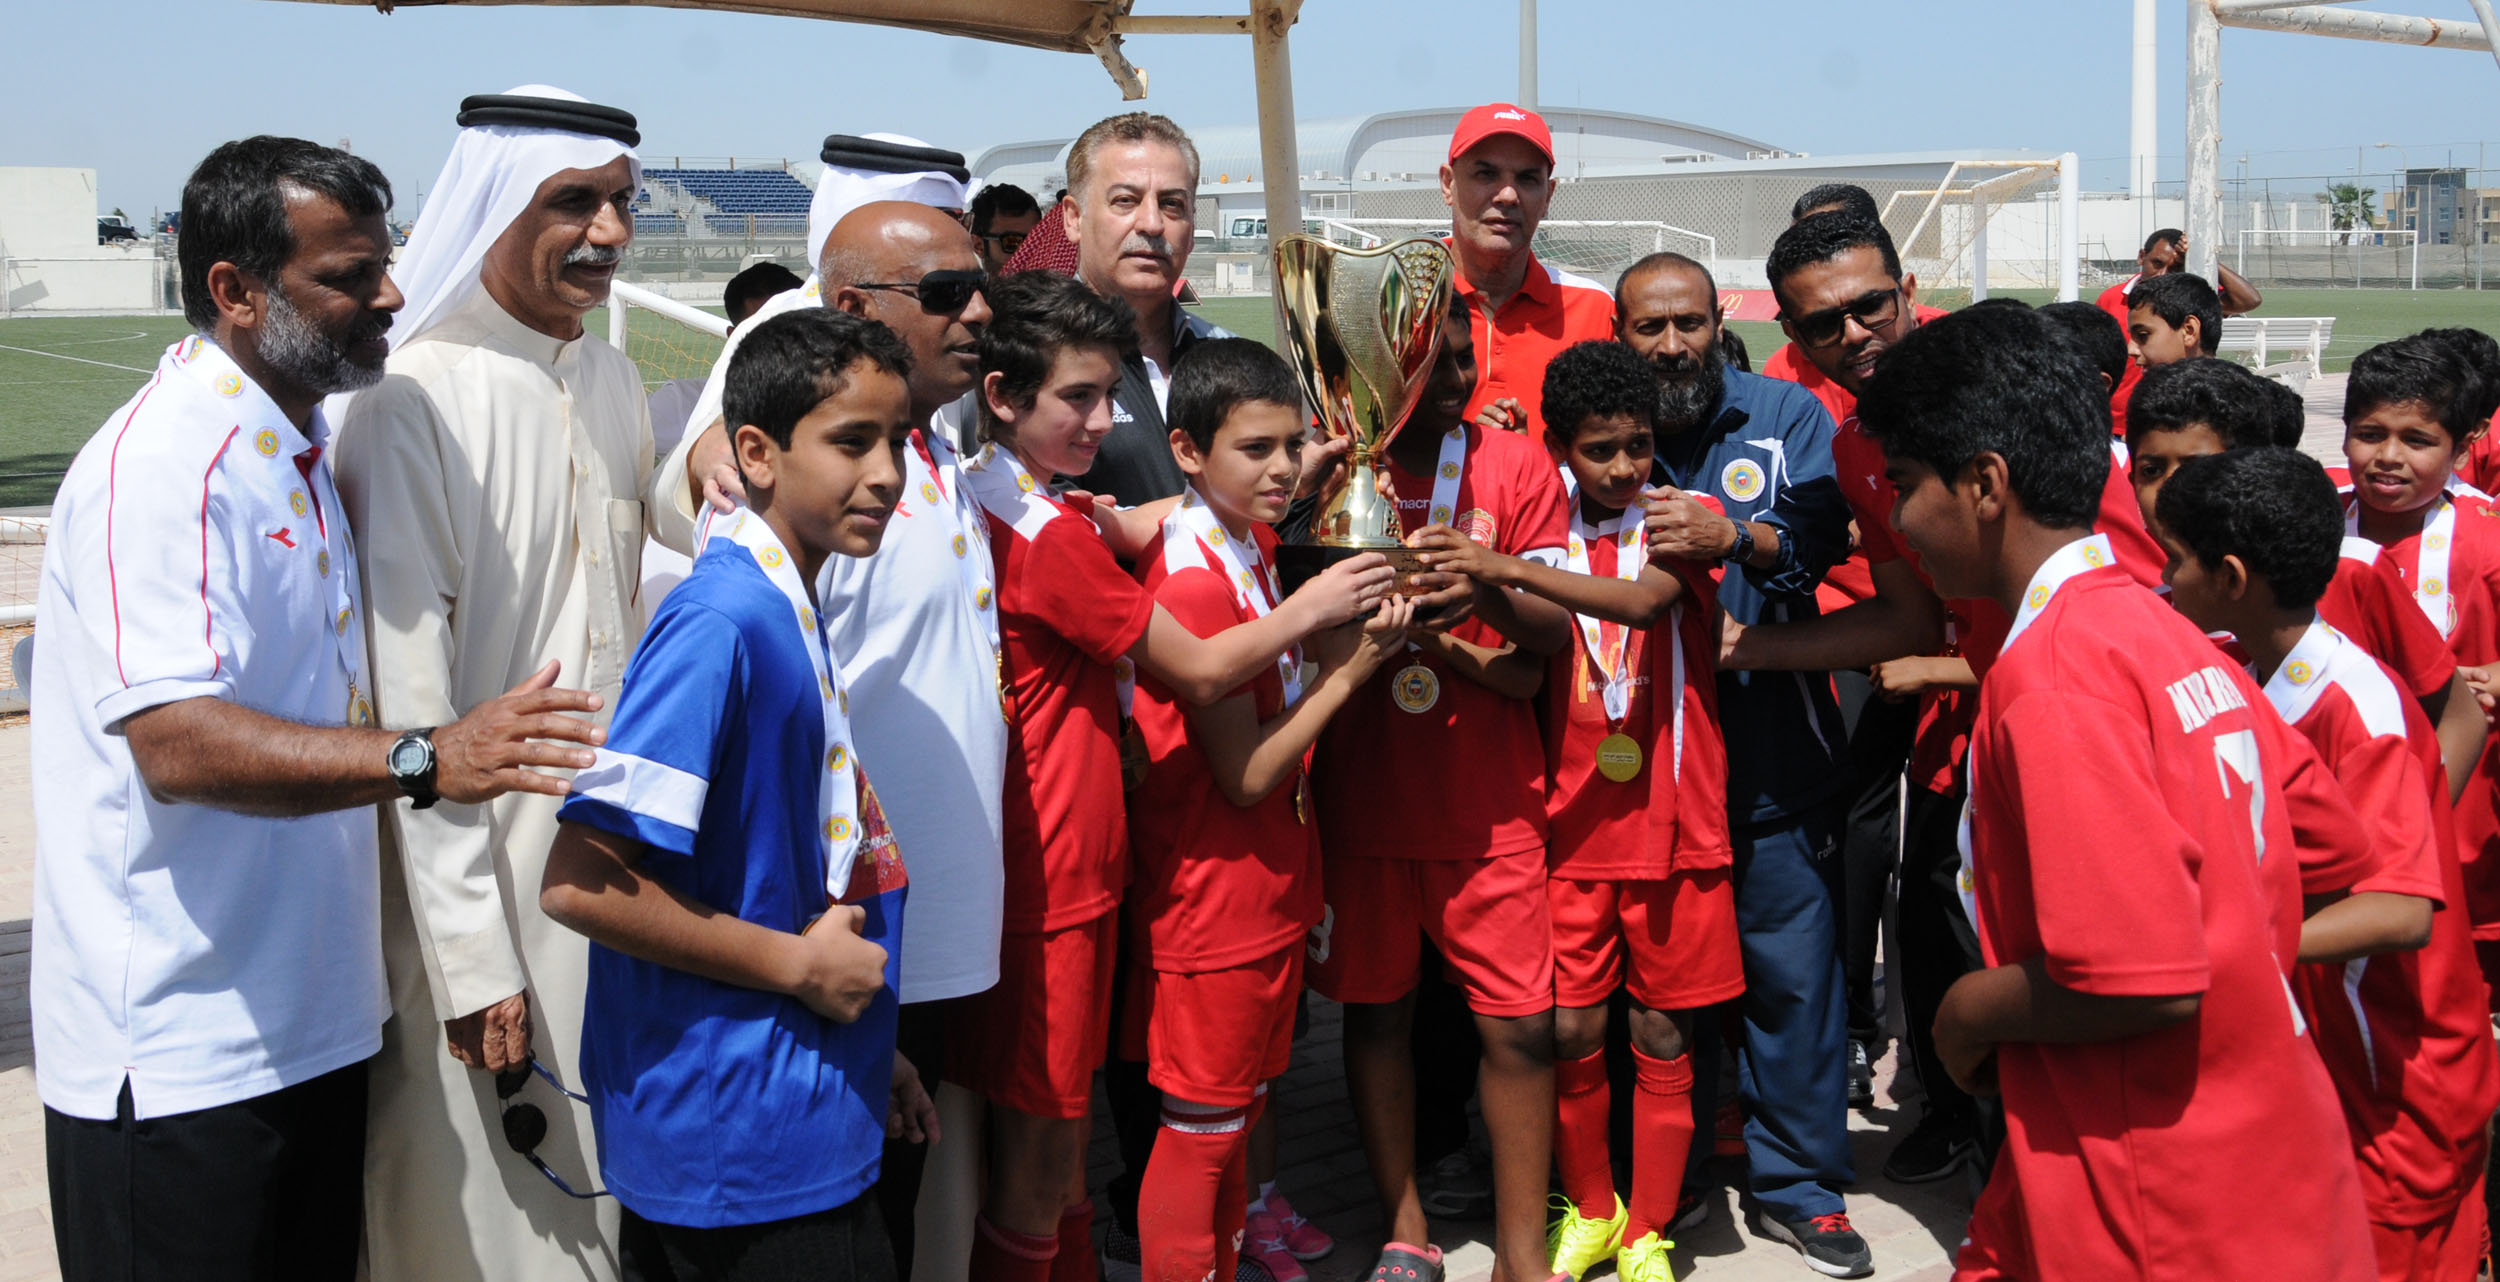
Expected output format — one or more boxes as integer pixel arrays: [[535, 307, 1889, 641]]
[[2317, 182, 2378, 245]]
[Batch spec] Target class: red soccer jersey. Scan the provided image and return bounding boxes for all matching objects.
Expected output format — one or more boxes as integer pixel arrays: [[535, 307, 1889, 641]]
[[1450, 248, 1617, 442], [1954, 537, 2374, 1282], [1539, 531, 1729, 881], [2460, 408, 2500, 494], [988, 496, 1157, 933], [2354, 491, 2500, 939], [1313, 424, 1568, 861], [2317, 537, 2458, 702], [1127, 523, 1324, 973], [2269, 621, 2500, 1226]]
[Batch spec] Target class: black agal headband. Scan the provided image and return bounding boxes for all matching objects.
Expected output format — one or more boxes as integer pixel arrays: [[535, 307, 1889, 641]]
[[819, 134, 968, 184], [457, 94, 640, 146]]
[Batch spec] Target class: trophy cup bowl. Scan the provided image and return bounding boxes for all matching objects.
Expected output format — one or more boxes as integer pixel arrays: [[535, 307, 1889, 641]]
[[1270, 233, 1456, 597]]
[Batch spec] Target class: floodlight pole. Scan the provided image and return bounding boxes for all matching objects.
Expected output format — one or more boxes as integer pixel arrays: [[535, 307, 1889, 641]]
[[2131, 0, 2157, 204], [2059, 151, 2082, 300], [1520, 0, 1538, 109]]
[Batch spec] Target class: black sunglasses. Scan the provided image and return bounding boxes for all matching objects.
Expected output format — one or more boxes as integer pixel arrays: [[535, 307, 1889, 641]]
[[1787, 287, 1903, 350], [856, 268, 987, 315], [496, 1056, 608, 1200], [984, 230, 1029, 254]]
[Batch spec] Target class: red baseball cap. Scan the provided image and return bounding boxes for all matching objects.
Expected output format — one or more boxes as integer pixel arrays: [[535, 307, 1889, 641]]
[[1448, 103, 1554, 165]]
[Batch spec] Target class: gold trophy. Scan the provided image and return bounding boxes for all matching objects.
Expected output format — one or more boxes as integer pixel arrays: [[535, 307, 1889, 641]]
[[1270, 234, 1456, 595]]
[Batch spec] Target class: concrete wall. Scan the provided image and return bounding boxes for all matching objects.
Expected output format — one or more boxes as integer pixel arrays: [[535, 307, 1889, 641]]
[[0, 167, 100, 256], [3, 251, 162, 312]]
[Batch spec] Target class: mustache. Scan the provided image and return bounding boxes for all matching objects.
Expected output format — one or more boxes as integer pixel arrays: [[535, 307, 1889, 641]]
[[1647, 350, 1705, 378], [564, 243, 623, 268], [1118, 233, 1174, 260]]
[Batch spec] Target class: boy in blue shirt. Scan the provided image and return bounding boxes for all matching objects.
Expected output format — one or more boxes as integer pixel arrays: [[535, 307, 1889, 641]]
[[542, 308, 932, 1280]]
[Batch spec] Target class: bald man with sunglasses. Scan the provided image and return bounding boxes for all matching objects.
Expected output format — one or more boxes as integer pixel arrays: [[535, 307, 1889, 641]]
[[663, 200, 1005, 1276]]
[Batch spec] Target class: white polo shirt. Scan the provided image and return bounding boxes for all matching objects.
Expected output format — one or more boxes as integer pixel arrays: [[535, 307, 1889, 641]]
[[31, 335, 388, 1120]]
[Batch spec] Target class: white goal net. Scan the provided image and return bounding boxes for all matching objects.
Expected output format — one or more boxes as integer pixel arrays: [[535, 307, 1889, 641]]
[[2233, 227, 2422, 290]]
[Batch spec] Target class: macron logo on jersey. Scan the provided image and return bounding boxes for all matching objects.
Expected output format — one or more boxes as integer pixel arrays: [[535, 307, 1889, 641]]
[[2165, 665, 2250, 734]]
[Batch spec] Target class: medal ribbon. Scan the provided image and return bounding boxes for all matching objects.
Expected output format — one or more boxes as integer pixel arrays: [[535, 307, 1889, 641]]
[[1422, 426, 1469, 532], [718, 511, 865, 898], [1163, 486, 1302, 706], [2346, 495, 2457, 639], [912, 427, 1001, 660], [1558, 468, 1645, 723]]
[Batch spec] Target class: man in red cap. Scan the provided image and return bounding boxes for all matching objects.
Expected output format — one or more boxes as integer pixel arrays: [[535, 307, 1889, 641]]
[[1441, 103, 1618, 441]]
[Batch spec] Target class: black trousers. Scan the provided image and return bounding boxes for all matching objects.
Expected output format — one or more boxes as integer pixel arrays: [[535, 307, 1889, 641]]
[[1898, 783, 1984, 1134], [1833, 674, 1919, 1051], [47, 1060, 367, 1282], [875, 997, 953, 1275], [622, 1191, 894, 1282]]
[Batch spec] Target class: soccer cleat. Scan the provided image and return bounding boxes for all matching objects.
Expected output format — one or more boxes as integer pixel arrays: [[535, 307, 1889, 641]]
[[1666, 1189, 1711, 1237], [1616, 1230, 1679, 1282], [1099, 1217, 1142, 1282], [1242, 1208, 1309, 1282], [1416, 1146, 1494, 1220], [1545, 1191, 1628, 1281], [1759, 1211, 1874, 1278], [1365, 1241, 1444, 1282], [1259, 1189, 1335, 1260]]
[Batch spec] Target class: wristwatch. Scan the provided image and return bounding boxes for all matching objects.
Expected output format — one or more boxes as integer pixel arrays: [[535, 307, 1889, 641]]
[[388, 728, 440, 810], [1724, 518, 1756, 566]]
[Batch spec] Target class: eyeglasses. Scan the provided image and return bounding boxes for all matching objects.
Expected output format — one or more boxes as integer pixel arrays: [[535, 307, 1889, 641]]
[[855, 268, 987, 315], [496, 1056, 608, 1200], [984, 230, 1028, 255], [1787, 287, 1903, 350]]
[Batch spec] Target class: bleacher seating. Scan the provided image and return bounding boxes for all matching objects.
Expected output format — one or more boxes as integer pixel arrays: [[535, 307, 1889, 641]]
[[634, 212, 686, 236], [643, 168, 812, 215]]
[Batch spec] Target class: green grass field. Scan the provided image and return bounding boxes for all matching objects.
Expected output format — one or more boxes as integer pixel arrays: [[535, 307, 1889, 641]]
[[4, 286, 2494, 509]]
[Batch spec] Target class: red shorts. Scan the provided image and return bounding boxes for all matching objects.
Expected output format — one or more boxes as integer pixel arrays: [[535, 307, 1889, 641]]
[[1549, 869, 1745, 1011], [2368, 1171, 2488, 1282], [1308, 851, 1554, 1017], [947, 913, 1116, 1119], [1117, 946, 1302, 1107]]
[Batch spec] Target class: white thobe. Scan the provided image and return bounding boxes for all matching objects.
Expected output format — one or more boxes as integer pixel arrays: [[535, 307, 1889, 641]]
[[335, 287, 683, 1282]]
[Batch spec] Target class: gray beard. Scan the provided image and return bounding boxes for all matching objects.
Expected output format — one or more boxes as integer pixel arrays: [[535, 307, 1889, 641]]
[[258, 284, 385, 396], [1654, 353, 1725, 433]]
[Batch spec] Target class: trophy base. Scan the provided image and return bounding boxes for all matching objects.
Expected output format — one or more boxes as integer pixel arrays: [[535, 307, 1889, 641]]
[[1278, 542, 1437, 599]]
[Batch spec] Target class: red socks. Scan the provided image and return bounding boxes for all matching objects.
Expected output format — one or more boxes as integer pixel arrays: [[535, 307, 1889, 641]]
[[1053, 1202, 1100, 1282], [1626, 1049, 1696, 1243], [972, 1215, 1059, 1282], [1554, 1048, 1616, 1220], [1138, 1096, 1259, 1282]]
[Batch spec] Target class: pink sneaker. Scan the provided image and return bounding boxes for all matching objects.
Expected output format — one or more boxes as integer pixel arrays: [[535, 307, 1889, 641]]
[[1258, 1190, 1334, 1261], [1242, 1208, 1309, 1282]]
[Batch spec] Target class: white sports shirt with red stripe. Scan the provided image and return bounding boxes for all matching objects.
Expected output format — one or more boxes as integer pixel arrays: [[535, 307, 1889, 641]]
[[29, 335, 388, 1122]]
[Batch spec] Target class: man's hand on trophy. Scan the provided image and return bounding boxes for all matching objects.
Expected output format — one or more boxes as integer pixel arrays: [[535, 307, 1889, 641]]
[[1288, 553, 1396, 629], [1291, 434, 1351, 501], [1403, 524, 1481, 631], [1473, 397, 1526, 436], [1643, 485, 1741, 562]]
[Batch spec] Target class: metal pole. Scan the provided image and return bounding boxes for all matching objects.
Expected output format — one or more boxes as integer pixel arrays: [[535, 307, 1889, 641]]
[[2186, 1, 2224, 281], [1971, 207, 1989, 302], [2131, 0, 2158, 202], [2059, 151, 2082, 300], [1519, 0, 1537, 109], [2214, 4, 2494, 50], [1250, 0, 1305, 248], [2473, 0, 2500, 71]]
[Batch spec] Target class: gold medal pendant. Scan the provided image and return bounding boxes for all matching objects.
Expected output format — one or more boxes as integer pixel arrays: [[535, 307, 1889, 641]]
[[1119, 718, 1149, 793], [349, 685, 375, 728], [1390, 663, 1440, 715], [1595, 731, 1644, 783]]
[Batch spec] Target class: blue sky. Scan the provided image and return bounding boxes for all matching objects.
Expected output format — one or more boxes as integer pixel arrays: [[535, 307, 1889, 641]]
[[8, 0, 2497, 219]]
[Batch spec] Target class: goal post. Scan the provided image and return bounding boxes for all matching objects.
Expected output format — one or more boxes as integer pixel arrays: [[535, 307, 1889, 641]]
[[2233, 227, 2421, 290], [606, 279, 732, 393], [1879, 155, 2080, 302]]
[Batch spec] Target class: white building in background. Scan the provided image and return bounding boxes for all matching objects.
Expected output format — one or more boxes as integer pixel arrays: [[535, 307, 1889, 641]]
[[0, 167, 165, 314]]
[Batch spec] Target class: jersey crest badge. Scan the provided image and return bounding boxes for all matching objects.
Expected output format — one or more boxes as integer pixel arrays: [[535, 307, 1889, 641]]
[[1721, 458, 1766, 503]]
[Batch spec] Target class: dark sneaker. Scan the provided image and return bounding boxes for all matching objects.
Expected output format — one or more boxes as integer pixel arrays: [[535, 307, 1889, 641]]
[[1881, 1113, 1979, 1185], [1666, 1189, 1711, 1237], [1846, 1040, 1875, 1110], [1759, 1212, 1874, 1278], [1099, 1217, 1142, 1282], [1233, 1261, 1277, 1282], [1416, 1145, 1493, 1220], [1366, 1241, 1445, 1282]]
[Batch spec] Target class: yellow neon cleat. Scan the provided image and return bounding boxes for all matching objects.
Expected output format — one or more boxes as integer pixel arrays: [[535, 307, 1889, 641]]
[[1616, 1230, 1678, 1282], [1545, 1192, 1628, 1281]]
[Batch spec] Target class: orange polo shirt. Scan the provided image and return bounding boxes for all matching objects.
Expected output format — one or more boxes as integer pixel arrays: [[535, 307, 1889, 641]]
[[1450, 246, 1618, 442]]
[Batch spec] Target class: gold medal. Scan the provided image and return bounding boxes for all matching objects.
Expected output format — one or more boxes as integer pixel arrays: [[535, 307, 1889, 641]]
[[348, 685, 374, 727], [1118, 717, 1149, 793], [1390, 663, 1440, 714], [1293, 773, 1309, 826], [995, 651, 1013, 723], [1595, 731, 1644, 783]]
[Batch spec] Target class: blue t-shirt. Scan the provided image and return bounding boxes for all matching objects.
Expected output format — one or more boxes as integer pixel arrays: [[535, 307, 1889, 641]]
[[1652, 366, 1852, 826], [558, 538, 907, 1228]]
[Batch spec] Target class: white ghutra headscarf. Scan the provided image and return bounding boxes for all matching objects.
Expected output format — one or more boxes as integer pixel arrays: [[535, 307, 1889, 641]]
[[389, 84, 643, 349]]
